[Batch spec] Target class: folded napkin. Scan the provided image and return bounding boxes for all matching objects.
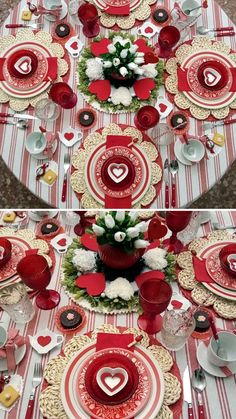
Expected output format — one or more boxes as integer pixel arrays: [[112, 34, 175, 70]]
[[106, 135, 132, 148], [0, 329, 27, 372], [192, 255, 214, 283], [96, 332, 134, 352], [102, 4, 130, 16], [178, 67, 236, 93], [0, 58, 6, 81], [203, 339, 232, 377]]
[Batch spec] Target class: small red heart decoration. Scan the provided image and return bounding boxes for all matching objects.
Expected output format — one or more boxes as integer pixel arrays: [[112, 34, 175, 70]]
[[37, 336, 51, 347], [144, 52, 159, 64], [80, 233, 99, 252], [148, 218, 168, 241], [135, 270, 165, 288], [91, 38, 111, 57], [134, 39, 154, 54], [171, 300, 183, 309], [64, 132, 74, 141], [89, 80, 111, 101], [70, 41, 78, 50], [159, 103, 168, 113], [57, 238, 67, 247], [144, 26, 153, 34], [133, 78, 156, 100], [76, 273, 106, 296]]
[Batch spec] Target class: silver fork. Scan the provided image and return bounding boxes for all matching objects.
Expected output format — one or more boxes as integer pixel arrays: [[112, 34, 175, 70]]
[[61, 153, 70, 202], [24, 362, 42, 419]]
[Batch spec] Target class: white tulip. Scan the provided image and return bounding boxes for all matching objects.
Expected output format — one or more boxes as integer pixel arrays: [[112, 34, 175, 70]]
[[113, 58, 120, 66], [128, 211, 138, 221], [126, 227, 139, 238], [136, 221, 148, 233], [129, 45, 138, 54], [128, 62, 138, 70], [114, 231, 126, 242], [115, 211, 125, 222], [134, 57, 145, 64], [92, 224, 105, 236], [119, 66, 128, 77], [108, 44, 116, 53], [120, 49, 128, 59], [134, 239, 149, 249], [103, 60, 112, 68], [113, 36, 124, 45], [105, 214, 115, 229]]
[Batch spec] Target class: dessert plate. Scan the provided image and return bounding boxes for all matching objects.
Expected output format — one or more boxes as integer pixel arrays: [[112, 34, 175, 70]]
[[206, 245, 236, 291], [60, 343, 165, 419]]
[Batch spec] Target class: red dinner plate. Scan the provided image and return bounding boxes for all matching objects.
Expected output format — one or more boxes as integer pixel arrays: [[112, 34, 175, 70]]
[[84, 352, 139, 405]]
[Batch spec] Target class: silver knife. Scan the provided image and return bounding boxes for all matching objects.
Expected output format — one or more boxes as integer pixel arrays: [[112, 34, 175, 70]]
[[164, 158, 169, 209], [0, 112, 39, 120], [183, 366, 194, 418]]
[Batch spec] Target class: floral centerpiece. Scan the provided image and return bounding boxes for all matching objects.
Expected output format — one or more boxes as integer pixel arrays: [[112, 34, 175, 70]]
[[62, 212, 176, 313], [77, 32, 164, 113]]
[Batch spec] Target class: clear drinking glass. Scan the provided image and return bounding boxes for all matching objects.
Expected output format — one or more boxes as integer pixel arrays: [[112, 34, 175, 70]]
[[150, 123, 174, 146], [161, 309, 195, 351], [0, 284, 35, 324], [35, 98, 60, 122]]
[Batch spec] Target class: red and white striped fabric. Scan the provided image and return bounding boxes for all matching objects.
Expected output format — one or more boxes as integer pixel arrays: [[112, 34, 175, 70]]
[[0, 0, 236, 209], [0, 210, 236, 418]]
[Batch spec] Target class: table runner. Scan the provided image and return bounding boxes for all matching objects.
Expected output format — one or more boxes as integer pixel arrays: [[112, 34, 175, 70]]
[[0, 0, 236, 208], [0, 210, 235, 418]]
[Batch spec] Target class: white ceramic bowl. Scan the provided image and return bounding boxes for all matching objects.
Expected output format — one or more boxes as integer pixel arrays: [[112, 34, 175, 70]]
[[207, 331, 236, 367], [25, 132, 47, 156], [182, 0, 201, 16], [182, 139, 205, 163]]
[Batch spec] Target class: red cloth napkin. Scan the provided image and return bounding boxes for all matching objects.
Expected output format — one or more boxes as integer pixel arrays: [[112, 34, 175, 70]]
[[192, 255, 214, 283], [0, 58, 6, 81], [102, 4, 130, 16], [177, 67, 191, 92], [96, 332, 135, 352], [44, 57, 58, 81], [0, 328, 27, 371], [203, 340, 232, 377], [106, 135, 132, 148]]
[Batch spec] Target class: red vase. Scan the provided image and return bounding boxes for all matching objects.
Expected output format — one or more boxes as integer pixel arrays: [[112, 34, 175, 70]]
[[98, 244, 144, 270]]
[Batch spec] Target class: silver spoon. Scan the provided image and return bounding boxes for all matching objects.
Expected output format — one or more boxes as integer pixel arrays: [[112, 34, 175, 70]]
[[169, 159, 179, 208], [0, 119, 28, 129], [192, 367, 206, 418], [184, 4, 202, 15], [197, 25, 234, 35]]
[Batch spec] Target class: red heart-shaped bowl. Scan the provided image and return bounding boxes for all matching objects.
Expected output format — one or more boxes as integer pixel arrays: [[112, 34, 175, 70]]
[[84, 351, 139, 405], [101, 155, 135, 191], [0, 238, 12, 269], [219, 244, 236, 277], [7, 49, 38, 79], [197, 60, 228, 91]]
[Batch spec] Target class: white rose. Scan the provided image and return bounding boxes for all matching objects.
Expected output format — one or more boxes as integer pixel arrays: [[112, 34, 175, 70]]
[[128, 62, 138, 70], [108, 44, 116, 53], [134, 239, 149, 249], [114, 231, 126, 242], [136, 221, 148, 233], [92, 224, 105, 236], [119, 66, 128, 77], [115, 211, 125, 222], [128, 211, 138, 221], [104, 214, 115, 229], [129, 44, 138, 54], [103, 60, 112, 68], [120, 49, 128, 59], [134, 57, 145, 64], [113, 58, 120, 66], [126, 226, 139, 238]]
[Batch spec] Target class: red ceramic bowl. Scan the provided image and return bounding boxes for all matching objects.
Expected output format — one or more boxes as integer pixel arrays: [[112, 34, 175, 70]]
[[219, 244, 236, 277], [197, 60, 228, 91], [84, 352, 139, 405], [0, 238, 12, 269], [7, 49, 38, 79]]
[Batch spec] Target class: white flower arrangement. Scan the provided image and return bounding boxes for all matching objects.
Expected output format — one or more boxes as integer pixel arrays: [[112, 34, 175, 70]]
[[104, 277, 134, 300], [72, 248, 96, 272], [141, 63, 158, 78], [110, 86, 132, 107], [85, 57, 104, 81], [143, 248, 168, 270]]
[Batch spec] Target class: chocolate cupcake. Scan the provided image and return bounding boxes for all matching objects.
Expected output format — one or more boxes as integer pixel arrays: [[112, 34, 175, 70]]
[[78, 110, 95, 127], [55, 23, 70, 38], [153, 8, 169, 23], [194, 310, 210, 333], [41, 222, 59, 235], [60, 309, 82, 330], [171, 113, 188, 130]]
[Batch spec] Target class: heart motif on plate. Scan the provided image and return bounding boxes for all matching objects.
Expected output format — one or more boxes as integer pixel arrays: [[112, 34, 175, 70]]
[[70, 41, 78, 50], [14, 56, 32, 75], [144, 26, 153, 34], [64, 132, 74, 141], [57, 238, 66, 247], [108, 163, 128, 184], [171, 299, 183, 309], [227, 254, 236, 272], [96, 367, 128, 396], [203, 68, 221, 87], [37, 335, 52, 347]]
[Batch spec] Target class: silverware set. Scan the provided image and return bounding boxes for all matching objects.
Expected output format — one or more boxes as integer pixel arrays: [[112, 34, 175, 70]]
[[164, 159, 179, 208], [62, 153, 70, 202], [184, 365, 207, 419], [197, 25, 235, 37], [25, 362, 42, 419]]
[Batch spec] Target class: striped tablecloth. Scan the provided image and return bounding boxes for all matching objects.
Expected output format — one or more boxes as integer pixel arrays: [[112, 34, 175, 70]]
[[0, 210, 236, 418], [0, 1, 236, 209]]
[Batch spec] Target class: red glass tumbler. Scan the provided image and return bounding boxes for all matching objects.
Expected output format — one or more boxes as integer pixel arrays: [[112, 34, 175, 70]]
[[134, 106, 160, 131], [157, 25, 180, 58], [17, 254, 60, 310], [78, 3, 100, 38], [138, 280, 172, 334], [49, 82, 77, 109]]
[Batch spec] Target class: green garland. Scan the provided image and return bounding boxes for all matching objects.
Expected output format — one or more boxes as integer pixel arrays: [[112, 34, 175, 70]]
[[61, 237, 176, 312], [77, 32, 164, 113]]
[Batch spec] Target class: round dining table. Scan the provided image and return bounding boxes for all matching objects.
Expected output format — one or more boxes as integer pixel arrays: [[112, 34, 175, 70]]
[[0, 0, 236, 209], [0, 210, 236, 418]]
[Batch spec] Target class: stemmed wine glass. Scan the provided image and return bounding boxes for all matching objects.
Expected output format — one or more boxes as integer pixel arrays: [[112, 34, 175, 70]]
[[74, 211, 93, 236], [49, 82, 78, 109], [134, 106, 160, 131], [138, 279, 172, 334], [78, 3, 100, 38], [156, 25, 180, 58], [163, 211, 193, 253], [17, 252, 60, 310]]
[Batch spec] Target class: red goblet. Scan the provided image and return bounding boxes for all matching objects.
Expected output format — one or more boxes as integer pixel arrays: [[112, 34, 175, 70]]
[[157, 25, 180, 58], [134, 106, 160, 131], [17, 254, 60, 310], [73, 211, 92, 236], [78, 3, 100, 38], [163, 211, 192, 253], [49, 82, 77, 109], [138, 280, 172, 334]]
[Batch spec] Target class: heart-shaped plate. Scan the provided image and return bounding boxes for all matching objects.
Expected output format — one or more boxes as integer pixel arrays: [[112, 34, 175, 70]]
[[96, 367, 128, 396]]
